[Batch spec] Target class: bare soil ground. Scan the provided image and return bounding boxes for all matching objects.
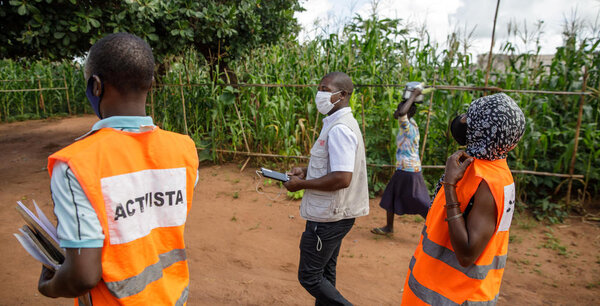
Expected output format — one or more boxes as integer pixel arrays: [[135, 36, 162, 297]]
[[0, 115, 599, 305]]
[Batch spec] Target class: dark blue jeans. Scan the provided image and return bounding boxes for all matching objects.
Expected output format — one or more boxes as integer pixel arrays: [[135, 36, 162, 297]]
[[298, 218, 355, 306]]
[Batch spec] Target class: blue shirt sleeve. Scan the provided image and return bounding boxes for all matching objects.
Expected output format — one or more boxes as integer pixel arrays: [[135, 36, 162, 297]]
[[51, 161, 105, 248]]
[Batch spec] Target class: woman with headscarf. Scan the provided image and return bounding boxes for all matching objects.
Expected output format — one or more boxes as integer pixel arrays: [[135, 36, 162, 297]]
[[401, 93, 526, 305], [372, 83, 431, 236]]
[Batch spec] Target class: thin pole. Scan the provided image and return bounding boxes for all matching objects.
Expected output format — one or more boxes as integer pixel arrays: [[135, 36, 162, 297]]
[[34, 82, 40, 117], [226, 75, 251, 155], [149, 82, 592, 96], [421, 77, 436, 161], [0, 87, 67, 93], [233, 96, 251, 154], [2, 79, 593, 96], [178, 73, 189, 135], [196, 148, 584, 178], [361, 95, 366, 144], [566, 66, 589, 208], [38, 78, 45, 115], [0, 77, 63, 82], [240, 157, 251, 173], [312, 111, 320, 145], [484, 0, 501, 95], [184, 49, 192, 90], [63, 73, 71, 115]]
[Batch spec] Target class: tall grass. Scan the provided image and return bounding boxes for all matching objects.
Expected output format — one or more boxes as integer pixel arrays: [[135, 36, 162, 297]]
[[1, 14, 598, 222]]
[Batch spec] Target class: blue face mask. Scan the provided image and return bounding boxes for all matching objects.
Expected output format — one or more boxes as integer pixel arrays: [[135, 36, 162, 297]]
[[85, 76, 104, 119]]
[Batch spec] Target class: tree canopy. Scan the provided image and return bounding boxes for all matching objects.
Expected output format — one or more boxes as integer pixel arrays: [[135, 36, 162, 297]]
[[0, 0, 302, 64]]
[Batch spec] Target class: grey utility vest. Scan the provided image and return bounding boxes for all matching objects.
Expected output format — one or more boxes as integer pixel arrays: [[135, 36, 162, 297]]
[[300, 111, 370, 222]]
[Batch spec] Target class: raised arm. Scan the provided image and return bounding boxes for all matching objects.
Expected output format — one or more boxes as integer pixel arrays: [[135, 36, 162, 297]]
[[442, 150, 498, 267], [394, 87, 422, 120]]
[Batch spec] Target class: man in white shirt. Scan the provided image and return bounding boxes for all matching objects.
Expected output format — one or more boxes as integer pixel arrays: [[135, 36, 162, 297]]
[[284, 72, 369, 306]]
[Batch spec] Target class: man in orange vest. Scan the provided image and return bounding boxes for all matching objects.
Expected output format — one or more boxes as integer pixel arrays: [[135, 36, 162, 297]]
[[402, 93, 525, 305], [37, 33, 198, 305]]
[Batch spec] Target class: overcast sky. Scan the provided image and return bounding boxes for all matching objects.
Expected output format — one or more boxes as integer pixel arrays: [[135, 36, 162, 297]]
[[295, 0, 600, 55]]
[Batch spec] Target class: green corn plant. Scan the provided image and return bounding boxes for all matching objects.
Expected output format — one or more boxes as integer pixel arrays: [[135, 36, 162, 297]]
[[1, 13, 598, 222]]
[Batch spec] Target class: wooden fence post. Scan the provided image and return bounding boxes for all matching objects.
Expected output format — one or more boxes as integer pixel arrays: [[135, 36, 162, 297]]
[[361, 94, 366, 145], [312, 111, 320, 146], [484, 0, 501, 96], [178, 73, 189, 135], [37, 78, 46, 115], [233, 95, 251, 155], [566, 66, 588, 208], [421, 77, 437, 161], [63, 73, 71, 115]]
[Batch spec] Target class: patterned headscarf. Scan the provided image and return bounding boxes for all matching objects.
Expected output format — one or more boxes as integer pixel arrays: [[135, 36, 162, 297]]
[[430, 93, 525, 202], [465, 93, 525, 161]]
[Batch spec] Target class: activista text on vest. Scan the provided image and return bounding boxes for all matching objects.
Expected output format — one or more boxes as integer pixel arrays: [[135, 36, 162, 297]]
[[113, 190, 185, 221]]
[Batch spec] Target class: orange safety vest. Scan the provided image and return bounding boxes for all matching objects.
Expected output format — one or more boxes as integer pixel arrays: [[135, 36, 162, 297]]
[[402, 158, 516, 305], [48, 127, 199, 305]]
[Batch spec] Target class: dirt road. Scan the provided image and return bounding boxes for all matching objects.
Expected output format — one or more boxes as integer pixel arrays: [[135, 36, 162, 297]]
[[0, 115, 598, 305]]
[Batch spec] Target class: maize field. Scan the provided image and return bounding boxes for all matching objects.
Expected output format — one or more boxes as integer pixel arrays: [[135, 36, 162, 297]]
[[1, 15, 599, 222]]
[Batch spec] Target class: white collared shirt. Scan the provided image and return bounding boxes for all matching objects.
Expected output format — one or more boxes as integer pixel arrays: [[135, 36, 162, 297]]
[[322, 107, 358, 172]]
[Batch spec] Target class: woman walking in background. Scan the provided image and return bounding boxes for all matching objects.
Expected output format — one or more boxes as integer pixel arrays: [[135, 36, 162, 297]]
[[372, 82, 431, 236]]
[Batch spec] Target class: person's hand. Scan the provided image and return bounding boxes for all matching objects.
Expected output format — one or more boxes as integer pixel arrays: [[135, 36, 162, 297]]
[[38, 265, 55, 297], [409, 87, 423, 99], [283, 175, 304, 192], [444, 150, 474, 185], [287, 167, 306, 179]]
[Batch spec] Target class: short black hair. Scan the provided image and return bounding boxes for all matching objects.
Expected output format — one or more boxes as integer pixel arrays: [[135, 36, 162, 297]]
[[322, 72, 354, 95], [85, 33, 154, 94]]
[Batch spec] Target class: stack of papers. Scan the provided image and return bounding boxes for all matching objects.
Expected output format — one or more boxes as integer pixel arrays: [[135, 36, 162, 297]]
[[14, 201, 64, 270], [14, 200, 92, 305]]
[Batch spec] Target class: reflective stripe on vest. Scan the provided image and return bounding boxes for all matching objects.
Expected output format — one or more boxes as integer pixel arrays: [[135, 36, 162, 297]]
[[402, 158, 514, 305], [105, 248, 187, 298], [407, 256, 456, 305], [407, 257, 501, 306], [49, 127, 198, 305], [420, 226, 507, 280], [176, 286, 189, 306]]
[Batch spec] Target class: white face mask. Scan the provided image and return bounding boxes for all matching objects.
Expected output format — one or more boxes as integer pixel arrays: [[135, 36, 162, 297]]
[[315, 90, 342, 115]]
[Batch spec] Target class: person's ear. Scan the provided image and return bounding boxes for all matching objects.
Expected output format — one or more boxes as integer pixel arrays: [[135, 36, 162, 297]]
[[91, 75, 102, 97]]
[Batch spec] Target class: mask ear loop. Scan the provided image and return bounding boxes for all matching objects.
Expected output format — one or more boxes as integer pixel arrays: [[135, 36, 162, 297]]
[[331, 90, 343, 105]]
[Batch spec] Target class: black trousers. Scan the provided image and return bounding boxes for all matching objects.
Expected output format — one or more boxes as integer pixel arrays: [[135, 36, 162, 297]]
[[298, 218, 355, 306]]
